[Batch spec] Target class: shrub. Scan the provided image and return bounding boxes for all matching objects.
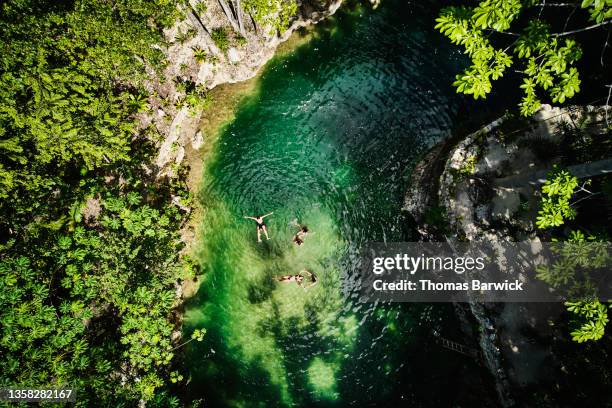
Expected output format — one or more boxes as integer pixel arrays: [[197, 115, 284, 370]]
[[211, 28, 229, 53]]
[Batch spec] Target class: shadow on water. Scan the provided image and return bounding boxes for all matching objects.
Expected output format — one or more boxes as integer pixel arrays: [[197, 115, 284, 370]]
[[181, 0, 509, 406]]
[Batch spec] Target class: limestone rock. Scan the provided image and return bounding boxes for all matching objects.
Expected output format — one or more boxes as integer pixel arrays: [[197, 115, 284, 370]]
[[227, 47, 241, 64], [192, 130, 204, 149], [475, 204, 491, 226], [491, 188, 520, 221], [175, 145, 185, 164]]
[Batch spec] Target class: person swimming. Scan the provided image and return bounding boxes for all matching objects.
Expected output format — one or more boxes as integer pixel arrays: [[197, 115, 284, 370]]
[[291, 219, 309, 246], [243, 212, 273, 242], [275, 270, 318, 290]]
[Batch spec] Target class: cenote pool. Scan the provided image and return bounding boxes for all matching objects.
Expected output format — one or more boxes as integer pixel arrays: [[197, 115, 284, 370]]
[[183, 0, 500, 406]]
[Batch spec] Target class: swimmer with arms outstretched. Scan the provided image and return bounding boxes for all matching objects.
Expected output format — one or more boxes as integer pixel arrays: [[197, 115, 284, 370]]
[[243, 212, 273, 242], [275, 270, 318, 290]]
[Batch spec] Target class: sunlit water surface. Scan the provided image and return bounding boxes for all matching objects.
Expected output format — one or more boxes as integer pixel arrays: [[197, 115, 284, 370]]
[[183, 1, 497, 406]]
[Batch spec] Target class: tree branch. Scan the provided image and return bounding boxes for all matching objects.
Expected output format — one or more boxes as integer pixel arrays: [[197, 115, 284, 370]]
[[235, 0, 246, 37], [485, 28, 520, 37], [534, 2, 578, 6], [538, 0, 546, 19], [486, 20, 612, 38], [217, 0, 241, 33], [577, 181, 594, 195], [249, 12, 258, 34], [605, 84, 612, 128], [186, 3, 210, 35], [570, 192, 600, 208], [562, 4, 579, 31], [553, 20, 612, 36], [172, 337, 195, 351], [601, 24, 611, 67]]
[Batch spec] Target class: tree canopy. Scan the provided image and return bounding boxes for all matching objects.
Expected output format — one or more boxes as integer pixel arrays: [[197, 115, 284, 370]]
[[535, 167, 611, 343], [0, 0, 203, 404], [435, 0, 612, 115]]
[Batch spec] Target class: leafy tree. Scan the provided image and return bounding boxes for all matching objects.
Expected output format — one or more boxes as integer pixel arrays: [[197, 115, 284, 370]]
[[0, 0, 179, 203], [535, 228, 611, 342], [536, 167, 580, 229], [1, 168, 194, 403], [536, 230, 610, 294], [582, 0, 612, 22], [566, 300, 610, 342], [534, 163, 612, 343], [175, 80, 211, 115], [0, 0, 202, 404], [243, 0, 298, 33], [0, 257, 92, 388], [435, 0, 611, 115]]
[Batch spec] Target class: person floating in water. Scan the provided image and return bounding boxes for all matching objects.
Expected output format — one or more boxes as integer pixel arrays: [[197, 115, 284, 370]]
[[275, 270, 318, 290], [291, 219, 309, 246], [243, 212, 273, 242]]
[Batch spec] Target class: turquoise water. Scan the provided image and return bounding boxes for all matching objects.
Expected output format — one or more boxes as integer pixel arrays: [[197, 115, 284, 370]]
[[183, 1, 498, 406]]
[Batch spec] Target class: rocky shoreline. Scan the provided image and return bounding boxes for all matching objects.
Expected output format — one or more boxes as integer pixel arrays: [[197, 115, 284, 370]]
[[403, 104, 610, 407], [151, 0, 345, 350], [141, 0, 343, 179], [143, 0, 346, 274]]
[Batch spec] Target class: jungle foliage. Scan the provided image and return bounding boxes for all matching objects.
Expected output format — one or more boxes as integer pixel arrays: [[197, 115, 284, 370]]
[[435, 0, 611, 115], [536, 168, 611, 343], [536, 167, 579, 229], [243, 0, 298, 33], [0, 0, 202, 405]]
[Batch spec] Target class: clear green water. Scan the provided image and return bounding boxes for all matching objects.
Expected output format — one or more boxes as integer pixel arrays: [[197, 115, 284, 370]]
[[183, 1, 497, 406]]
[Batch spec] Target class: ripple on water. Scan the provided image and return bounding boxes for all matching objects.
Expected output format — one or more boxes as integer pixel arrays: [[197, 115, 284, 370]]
[[183, 0, 481, 406]]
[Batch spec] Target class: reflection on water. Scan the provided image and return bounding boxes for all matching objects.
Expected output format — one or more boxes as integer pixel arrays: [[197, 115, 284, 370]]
[[183, 0, 497, 406]]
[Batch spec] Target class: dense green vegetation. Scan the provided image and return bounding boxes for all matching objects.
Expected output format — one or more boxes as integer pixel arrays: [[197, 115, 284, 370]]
[[524, 84, 612, 344], [215, 0, 298, 37], [536, 167, 580, 229], [243, 0, 298, 32], [0, 0, 609, 403], [0, 0, 307, 403], [0, 0, 205, 405], [435, 0, 611, 115], [534, 167, 612, 343], [536, 227, 611, 342], [529, 111, 612, 344], [212, 27, 231, 53]]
